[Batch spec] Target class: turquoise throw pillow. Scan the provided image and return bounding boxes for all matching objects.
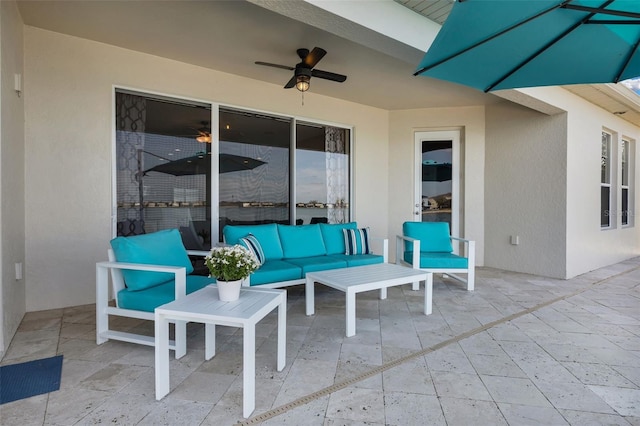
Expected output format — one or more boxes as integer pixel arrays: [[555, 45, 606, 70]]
[[319, 222, 358, 255], [110, 229, 194, 292], [403, 221, 453, 253], [278, 224, 327, 258], [223, 223, 284, 260]]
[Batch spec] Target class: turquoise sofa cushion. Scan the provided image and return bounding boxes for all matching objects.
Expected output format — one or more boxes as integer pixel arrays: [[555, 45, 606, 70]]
[[117, 275, 213, 312], [223, 223, 284, 260], [278, 224, 327, 259], [319, 222, 358, 255], [248, 260, 302, 286], [404, 251, 468, 269], [328, 254, 384, 267], [403, 222, 453, 253], [284, 256, 347, 274], [110, 229, 194, 291]]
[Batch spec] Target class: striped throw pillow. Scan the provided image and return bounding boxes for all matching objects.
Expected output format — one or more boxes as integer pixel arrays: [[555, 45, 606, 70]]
[[239, 234, 265, 265], [343, 227, 372, 255]]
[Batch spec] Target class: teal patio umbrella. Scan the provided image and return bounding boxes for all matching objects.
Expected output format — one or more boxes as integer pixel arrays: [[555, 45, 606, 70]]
[[415, 0, 640, 92]]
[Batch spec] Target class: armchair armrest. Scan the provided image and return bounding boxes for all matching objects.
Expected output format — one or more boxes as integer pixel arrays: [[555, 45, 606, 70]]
[[369, 236, 389, 262], [395, 235, 420, 268], [187, 250, 209, 257], [95, 261, 188, 300], [450, 236, 475, 260]]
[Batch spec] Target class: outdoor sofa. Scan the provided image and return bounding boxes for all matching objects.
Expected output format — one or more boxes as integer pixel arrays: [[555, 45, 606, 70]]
[[223, 222, 388, 288]]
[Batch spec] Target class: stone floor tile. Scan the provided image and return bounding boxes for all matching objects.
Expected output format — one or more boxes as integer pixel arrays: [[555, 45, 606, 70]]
[[589, 385, 640, 417], [497, 403, 569, 425], [481, 375, 552, 407], [466, 352, 528, 378], [439, 397, 508, 426], [562, 361, 638, 388], [424, 342, 476, 374], [325, 387, 385, 423], [431, 371, 492, 401], [384, 392, 445, 426], [382, 357, 435, 395], [535, 381, 618, 413], [559, 409, 634, 425], [136, 398, 213, 425]]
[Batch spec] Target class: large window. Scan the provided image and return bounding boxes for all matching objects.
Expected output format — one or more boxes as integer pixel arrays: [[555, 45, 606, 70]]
[[115, 90, 212, 250], [115, 92, 352, 246], [601, 131, 612, 228], [295, 122, 350, 225], [621, 139, 634, 227]]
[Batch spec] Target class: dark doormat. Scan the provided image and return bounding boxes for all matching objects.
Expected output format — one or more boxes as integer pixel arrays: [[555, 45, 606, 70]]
[[0, 355, 63, 404]]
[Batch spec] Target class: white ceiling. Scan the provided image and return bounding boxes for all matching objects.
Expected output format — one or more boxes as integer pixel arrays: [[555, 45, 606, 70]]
[[16, 0, 498, 110]]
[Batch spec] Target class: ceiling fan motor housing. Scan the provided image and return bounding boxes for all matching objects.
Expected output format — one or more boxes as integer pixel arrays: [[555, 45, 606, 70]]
[[295, 65, 312, 78]]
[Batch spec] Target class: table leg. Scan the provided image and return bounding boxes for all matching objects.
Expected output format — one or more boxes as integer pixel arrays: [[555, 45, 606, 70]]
[[277, 293, 286, 371], [243, 324, 256, 418], [379, 287, 387, 300], [155, 313, 170, 400], [174, 320, 187, 359], [305, 277, 315, 315], [205, 323, 216, 361], [424, 273, 433, 315], [346, 289, 356, 337]]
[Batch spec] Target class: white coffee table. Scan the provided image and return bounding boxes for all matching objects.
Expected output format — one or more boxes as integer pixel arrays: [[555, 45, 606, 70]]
[[305, 263, 432, 337], [154, 285, 286, 418]]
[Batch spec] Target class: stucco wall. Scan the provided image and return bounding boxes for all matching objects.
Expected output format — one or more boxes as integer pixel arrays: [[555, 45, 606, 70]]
[[388, 107, 485, 265], [1, 0, 26, 354], [485, 101, 568, 278], [518, 87, 640, 277], [24, 27, 389, 311]]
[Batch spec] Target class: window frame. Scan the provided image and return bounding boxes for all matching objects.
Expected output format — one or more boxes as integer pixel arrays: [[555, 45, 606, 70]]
[[601, 130, 613, 229]]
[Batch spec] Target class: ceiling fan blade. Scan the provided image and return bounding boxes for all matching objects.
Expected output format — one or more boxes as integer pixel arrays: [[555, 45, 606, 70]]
[[304, 47, 327, 68], [312, 69, 347, 83], [255, 61, 294, 71], [284, 75, 297, 89]]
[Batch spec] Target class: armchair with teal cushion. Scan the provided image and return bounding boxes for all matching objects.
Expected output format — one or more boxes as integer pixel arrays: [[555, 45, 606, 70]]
[[396, 221, 475, 291], [96, 229, 212, 358]]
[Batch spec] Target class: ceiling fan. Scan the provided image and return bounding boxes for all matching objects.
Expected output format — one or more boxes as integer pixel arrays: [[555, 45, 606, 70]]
[[255, 47, 347, 92]]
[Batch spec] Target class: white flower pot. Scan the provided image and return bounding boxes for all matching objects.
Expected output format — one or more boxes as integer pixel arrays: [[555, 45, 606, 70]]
[[217, 279, 242, 301]]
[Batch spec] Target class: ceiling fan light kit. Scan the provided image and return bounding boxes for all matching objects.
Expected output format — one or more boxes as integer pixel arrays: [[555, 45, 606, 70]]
[[255, 47, 346, 95]]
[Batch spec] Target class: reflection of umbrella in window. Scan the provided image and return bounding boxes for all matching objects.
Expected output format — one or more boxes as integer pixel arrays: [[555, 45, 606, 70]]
[[144, 153, 266, 176], [422, 160, 452, 182]]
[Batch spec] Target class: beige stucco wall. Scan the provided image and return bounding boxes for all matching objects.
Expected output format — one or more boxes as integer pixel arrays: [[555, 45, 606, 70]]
[[24, 27, 389, 311], [485, 101, 568, 278], [388, 106, 485, 265], [1, 1, 26, 354], [488, 87, 640, 279]]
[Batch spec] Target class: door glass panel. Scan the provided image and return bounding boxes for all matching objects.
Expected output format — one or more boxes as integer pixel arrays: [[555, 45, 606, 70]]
[[421, 140, 452, 228]]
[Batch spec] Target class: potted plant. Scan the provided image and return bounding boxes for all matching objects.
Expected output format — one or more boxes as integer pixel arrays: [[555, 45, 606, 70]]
[[204, 245, 261, 301]]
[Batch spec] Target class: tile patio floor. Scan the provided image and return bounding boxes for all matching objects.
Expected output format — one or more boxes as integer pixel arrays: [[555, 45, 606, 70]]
[[1, 259, 640, 425]]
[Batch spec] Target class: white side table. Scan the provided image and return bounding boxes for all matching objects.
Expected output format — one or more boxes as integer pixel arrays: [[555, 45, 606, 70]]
[[154, 285, 286, 418]]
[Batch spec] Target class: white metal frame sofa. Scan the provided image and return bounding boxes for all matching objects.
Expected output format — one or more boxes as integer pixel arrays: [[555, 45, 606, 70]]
[[396, 221, 475, 291], [222, 222, 388, 288]]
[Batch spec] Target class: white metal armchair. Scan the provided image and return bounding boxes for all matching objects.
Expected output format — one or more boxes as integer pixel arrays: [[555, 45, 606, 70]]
[[396, 221, 475, 291], [96, 229, 211, 358]]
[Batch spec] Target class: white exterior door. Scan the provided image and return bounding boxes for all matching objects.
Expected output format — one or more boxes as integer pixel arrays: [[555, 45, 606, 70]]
[[414, 130, 461, 238]]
